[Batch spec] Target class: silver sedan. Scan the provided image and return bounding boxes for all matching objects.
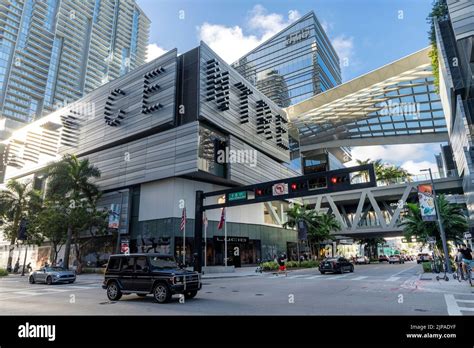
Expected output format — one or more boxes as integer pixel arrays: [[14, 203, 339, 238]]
[[29, 267, 76, 285]]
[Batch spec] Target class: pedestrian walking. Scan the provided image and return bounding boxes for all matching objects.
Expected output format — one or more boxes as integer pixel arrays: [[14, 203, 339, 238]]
[[277, 254, 287, 276]]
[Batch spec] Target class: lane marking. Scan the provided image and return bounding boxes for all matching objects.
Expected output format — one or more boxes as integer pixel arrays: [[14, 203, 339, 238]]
[[389, 264, 419, 278], [351, 276, 368, 281], [304, 275, 323, 279], [444, 294, 462, 315], [288, 275, 306, 279], [385, 277, 400, 282]]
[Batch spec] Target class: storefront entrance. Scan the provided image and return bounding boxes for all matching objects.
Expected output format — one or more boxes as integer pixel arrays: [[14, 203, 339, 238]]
[[210, 236, 261, 267]]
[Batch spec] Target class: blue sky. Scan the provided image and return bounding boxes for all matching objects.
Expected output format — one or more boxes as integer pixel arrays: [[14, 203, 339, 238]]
[[137, 0, 443, 174]]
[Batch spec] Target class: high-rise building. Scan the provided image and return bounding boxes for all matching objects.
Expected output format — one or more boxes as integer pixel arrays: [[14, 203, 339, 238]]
[[435, 0, 474, 225], [232, 11, 347, 172], [232, 11, 341, 108], [0, 0, 150, 138]]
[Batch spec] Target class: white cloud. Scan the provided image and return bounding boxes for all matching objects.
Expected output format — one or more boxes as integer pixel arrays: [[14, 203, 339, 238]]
[[146, 43, 167, 62], [197, 5, 300, 63], [347, 144, 442, 175], [400, 160, 439, 176], [320, 20, 334, 33]]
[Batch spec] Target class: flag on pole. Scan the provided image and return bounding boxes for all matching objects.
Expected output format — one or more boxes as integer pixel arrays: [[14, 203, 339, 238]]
[[217, 208, 226, 230], [180, 207, 186, 231]]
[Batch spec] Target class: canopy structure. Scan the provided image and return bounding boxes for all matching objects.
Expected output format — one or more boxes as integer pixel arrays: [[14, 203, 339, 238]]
[[285, 47, 448, 150]]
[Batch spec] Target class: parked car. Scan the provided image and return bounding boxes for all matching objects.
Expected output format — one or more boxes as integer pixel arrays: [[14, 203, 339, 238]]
[[319, 257, 354, 274], [389, 255, 405, 264], [417, 253, 432, 264], [102, 253, 202, 303], [29, 267, 76, 285], [378, 254, 389, 263], [355, 255, 370, 264]]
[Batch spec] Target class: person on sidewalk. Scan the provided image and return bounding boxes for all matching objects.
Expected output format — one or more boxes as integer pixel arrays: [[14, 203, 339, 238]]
[[13, 259, 20, 273], [460, 244, 473, 276], [277, 254, 287, 276]]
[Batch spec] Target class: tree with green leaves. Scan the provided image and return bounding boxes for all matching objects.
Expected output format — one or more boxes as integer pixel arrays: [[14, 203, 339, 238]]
[[29, 198, 69, 265], [353, 158, 411, 184], [399, 194, 468, 250], [284, 204, 341, 259], [45, 154, 101, 269], [357, 237, 386, 259], [0, 180, 42, 271]]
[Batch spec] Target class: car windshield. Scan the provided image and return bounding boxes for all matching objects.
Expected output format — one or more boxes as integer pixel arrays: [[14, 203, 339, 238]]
[[45, 267, 65, 272], [149, 256, 179, 269]]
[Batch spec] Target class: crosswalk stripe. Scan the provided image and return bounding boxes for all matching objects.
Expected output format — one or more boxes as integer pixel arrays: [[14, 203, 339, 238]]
[[68, 285, 96, 289], [288, 275, 306, 279], [351, 276, 368, 281], [327, 274, 348, 280], [304, 275, 323, 279], [385, 277, 400, 282]]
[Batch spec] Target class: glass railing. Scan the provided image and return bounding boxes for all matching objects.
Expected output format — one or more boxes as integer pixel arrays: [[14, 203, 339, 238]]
[[376, 169, 459, 187]]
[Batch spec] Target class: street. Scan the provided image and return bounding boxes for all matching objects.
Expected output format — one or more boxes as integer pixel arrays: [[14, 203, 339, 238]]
[[0, 262, 473, 315]]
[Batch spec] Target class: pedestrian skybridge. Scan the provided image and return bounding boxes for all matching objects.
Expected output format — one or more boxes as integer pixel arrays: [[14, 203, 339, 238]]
[[285, 47, 448, 150], [303, 174, 463, 239]]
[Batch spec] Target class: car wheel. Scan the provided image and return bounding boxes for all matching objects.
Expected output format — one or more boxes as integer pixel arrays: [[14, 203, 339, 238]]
[[320, 271, 325, 275], [153, 283, 171, 304], [29, 276, 35, 284], [46, 276, 52, 285], [350, 265, 354, 273], [68, 280, 75, 284], [184, 290, 198, 299], [137, 293, 147, 297], [339, 267, 344, 274], [106, 281, 122, 301]]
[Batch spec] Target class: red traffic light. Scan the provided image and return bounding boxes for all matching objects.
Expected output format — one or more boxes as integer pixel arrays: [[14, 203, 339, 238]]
[[255, 188, 263, 196], [290, 183, 297, 190], [330, 177, 338, 184]]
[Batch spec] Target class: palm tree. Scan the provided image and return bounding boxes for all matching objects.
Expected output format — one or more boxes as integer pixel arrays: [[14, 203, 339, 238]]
[[399, 195, 468, 250], [45, 154, 101, 269], [284, 205, 341, 259], [307, 212, 341, 258], [353, 158, 411, 184], [0, 180, 42, 271], [357, 237, 386, 259]]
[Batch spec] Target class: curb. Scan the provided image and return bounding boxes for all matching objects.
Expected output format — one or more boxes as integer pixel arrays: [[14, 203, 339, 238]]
[[419, 273, 433, 281]]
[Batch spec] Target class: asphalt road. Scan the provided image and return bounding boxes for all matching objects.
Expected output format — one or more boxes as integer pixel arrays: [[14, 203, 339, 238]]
[[0, 262, 472, 315]]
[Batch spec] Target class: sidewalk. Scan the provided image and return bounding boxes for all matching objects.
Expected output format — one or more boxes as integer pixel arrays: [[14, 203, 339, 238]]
[[417, 272, 474, 295]]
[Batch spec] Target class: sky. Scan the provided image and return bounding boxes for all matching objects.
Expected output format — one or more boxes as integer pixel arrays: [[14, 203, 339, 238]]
[[137, 0, 444, 175]]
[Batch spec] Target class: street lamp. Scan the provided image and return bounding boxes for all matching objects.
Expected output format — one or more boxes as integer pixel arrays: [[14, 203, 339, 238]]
[[420, 168, 452, 273]]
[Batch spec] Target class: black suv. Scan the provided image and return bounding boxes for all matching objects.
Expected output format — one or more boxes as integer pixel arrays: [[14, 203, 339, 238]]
[[102, 254, 202, 303]]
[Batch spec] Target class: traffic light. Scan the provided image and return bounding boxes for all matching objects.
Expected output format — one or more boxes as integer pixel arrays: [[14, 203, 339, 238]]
[[254, 186, 272, 197], [289, 181, 307, 193], [329, 174, 350, 185]]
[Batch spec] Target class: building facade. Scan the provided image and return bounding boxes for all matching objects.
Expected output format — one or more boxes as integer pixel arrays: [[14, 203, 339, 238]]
[[232, 11, 341, 108], [232, 11, 347, 174], [0, 0, 150, 138], [0, 42, 298, 269], [435, 0, 474, 227]]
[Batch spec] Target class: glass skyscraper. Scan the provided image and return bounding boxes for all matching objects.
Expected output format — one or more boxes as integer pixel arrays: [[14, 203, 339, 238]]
[[232, 11, 345, 172], [0, 0, 150, 137], [232, 11, 341, 108]]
